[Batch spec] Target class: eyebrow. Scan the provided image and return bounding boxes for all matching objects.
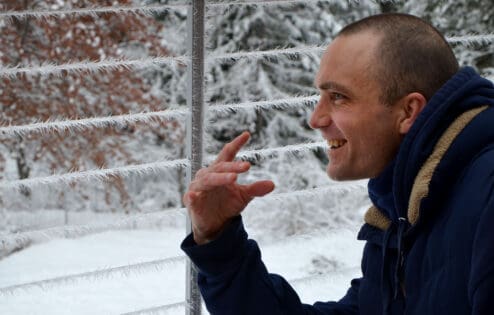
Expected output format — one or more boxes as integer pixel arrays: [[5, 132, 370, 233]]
[[316, 81, 353, 96]]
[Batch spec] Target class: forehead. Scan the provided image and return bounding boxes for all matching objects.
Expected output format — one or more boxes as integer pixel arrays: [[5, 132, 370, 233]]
[[315, 32, 380, 89]]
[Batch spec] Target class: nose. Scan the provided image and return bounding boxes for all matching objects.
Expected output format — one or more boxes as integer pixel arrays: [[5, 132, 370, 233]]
[[309, 97, 331, 129]]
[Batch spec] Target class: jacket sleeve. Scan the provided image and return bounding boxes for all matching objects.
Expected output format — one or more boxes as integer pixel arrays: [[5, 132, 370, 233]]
[[181, 216, 360, 315]]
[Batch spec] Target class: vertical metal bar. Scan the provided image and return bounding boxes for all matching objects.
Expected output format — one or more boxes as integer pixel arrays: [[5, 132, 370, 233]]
[[185, 1, 205, 315]]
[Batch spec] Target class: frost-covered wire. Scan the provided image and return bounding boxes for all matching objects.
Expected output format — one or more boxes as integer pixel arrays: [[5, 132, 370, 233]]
[[0, 45, 323, 78], [0, 0, 329, 21], [4, 32, 492, 78], [0, 109, 188, 138], [0, 208, 187, 256], [121, 301, 187, 315], [120, 267, 362, 315], [247, 181, 368, 233], [0, 141, 324, 193], [121, 228, 364, 314], [0, 56, 188, 78], [0, 159, 189, 191], [233, 141, 327, 162], [207, 45, 326, 63], [0, 3, 188, 21], [0, 141, 321, 193], [0, 255, 185, 295], [0, 0, 338, 22], [0, 96, 316, 138], [252, 181, 368, 204], [289, 265, 362, 286], [207, 35, 494, 64], [446, 34, 494, 46], [1, 182, 366, 253], [207, 0, 332, 9], [208, 95, 318, 114], [0, 186, 366, 296]]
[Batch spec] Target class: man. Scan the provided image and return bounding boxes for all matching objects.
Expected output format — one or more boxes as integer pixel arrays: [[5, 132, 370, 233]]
[[181, 13, 494, 314]]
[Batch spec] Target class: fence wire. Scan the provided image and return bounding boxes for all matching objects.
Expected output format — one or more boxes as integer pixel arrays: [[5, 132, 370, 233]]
[[0, 255, 185, 295], [2, 35, 494, 78]]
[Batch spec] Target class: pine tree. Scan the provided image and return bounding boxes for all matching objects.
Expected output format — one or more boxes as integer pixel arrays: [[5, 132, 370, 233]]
[[395, 0, 494, 76]]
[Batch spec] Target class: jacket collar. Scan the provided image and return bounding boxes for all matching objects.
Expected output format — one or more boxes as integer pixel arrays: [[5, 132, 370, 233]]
[[368, 159, 397, 223], [365, 67, 494, 230], [365, 106, 489, 230], [393, 67, 494, 219]]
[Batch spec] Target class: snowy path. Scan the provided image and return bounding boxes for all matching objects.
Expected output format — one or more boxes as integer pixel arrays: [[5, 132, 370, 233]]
[[0, 226, 363, 314]]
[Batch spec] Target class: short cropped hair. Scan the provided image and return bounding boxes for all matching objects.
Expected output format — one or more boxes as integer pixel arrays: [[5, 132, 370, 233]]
[[338, 13, 459, 105]]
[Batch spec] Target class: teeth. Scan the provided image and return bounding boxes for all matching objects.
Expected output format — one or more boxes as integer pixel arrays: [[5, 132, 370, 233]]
[[328, 139, 347, 149]]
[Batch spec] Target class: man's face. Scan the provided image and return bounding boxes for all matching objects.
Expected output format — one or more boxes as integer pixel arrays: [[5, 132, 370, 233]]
[[310, 31, 404, 180]]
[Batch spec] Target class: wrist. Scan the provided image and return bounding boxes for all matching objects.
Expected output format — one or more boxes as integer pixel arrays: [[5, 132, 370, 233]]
[[192, 220, 232, 245], [192, 230, 217, 245]]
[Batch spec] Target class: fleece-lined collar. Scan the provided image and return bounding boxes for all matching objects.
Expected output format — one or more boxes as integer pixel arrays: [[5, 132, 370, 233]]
[[365, 106, 488, 230], [393, 67, 494, 220], [364, 67, 494, 230]]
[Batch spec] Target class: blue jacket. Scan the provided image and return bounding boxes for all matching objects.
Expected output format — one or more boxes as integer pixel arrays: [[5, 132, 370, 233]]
[[181, 67, 494, 314]]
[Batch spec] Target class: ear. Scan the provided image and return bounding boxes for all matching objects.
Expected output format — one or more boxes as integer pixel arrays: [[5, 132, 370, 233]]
[[397, 92, 427, 135]]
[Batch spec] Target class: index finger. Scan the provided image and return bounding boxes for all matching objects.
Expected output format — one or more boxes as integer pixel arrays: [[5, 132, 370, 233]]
[[214, 131, 250, 163]]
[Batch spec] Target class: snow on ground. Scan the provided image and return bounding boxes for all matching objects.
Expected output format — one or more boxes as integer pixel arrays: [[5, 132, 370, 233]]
[[0, 224, 363, 314]]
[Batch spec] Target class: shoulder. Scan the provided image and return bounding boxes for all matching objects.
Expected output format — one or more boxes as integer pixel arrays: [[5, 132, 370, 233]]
[[460, 143, 494, 186], [467, 145, 494, 301], [448, 143, 494, 226], [442, 143, 494, 223]]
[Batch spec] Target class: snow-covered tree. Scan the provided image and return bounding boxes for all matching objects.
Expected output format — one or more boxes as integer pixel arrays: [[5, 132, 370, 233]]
[[377, 0, 493, 75], [2, 0, 491, 236], [0, 0, 186, 230]]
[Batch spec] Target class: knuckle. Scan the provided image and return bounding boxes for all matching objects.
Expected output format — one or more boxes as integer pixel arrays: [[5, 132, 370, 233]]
[[217, 161, 230, 169], [208, 163, 220, 171], [202, 174, 213, 185], [195, 168, 206, 178], [189, 179, 200, 191], [212, 161, 228, 172], [224, 142, 234, 153]]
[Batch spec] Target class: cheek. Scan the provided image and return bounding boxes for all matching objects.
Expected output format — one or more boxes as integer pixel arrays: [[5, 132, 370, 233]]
[[364, 126, 401, 166], [354, 121, 399, 161]]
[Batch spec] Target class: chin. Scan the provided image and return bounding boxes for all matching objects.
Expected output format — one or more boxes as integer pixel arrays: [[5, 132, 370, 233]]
[[327, 168, 350, 181], [327, 166, 368, 181]]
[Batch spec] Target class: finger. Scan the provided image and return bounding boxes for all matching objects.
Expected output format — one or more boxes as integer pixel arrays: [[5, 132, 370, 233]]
[[210, 161, 251, 173], [194, 168, 207, 179], [214, 131, 250, 163], [182, 190, 197, 207], [241, 180, 275, 198], [189, 172, 237, 192], [195, 161, 250, 181]]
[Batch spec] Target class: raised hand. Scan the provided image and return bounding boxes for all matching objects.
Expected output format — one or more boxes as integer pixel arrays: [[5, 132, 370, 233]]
[[183, 131, 275, 245]]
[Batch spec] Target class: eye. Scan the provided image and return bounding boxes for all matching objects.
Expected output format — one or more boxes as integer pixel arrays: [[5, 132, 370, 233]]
[[330, 92, 346, 102]]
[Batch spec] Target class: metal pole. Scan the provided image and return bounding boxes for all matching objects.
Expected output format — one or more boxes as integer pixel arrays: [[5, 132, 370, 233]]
[[185, 1, 205, 315]]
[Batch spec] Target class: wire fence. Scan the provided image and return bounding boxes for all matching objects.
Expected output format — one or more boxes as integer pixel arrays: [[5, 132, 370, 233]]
[[3, 35, 494, 78], [1, 224, 362, 295], [0, 1, 493, 314]]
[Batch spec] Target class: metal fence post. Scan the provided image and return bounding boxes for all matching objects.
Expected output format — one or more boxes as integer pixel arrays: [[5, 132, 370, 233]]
[[185, 0, 205, 315]]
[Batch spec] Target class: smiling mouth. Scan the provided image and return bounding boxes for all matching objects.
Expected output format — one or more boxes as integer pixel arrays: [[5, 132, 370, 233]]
[[328, 139, 347, 149]]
